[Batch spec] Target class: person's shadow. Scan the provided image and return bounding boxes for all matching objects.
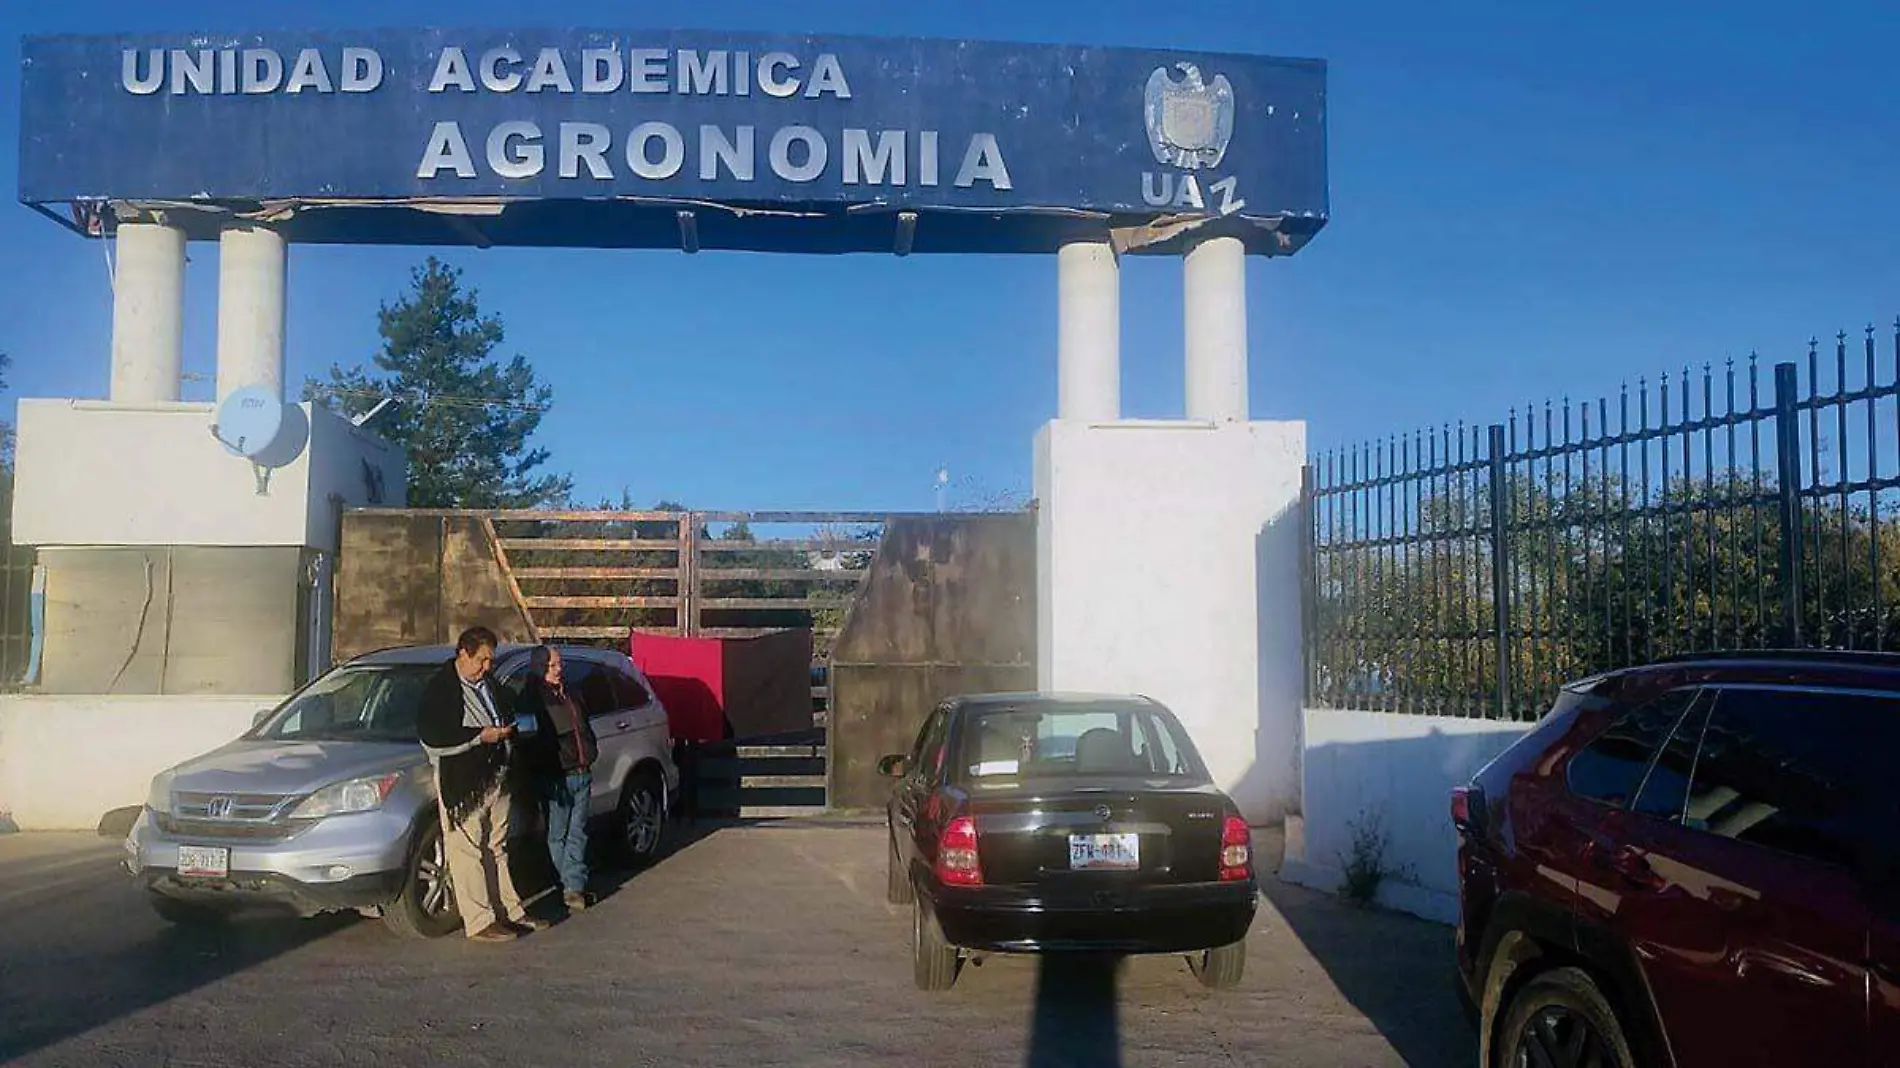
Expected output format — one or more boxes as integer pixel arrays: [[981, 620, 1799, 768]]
[[1024, 954, 1124, 1068]]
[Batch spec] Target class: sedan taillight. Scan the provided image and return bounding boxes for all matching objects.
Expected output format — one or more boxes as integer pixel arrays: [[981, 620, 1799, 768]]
[[1219, 815, 1253, 881], [936, 815, 983, 887]]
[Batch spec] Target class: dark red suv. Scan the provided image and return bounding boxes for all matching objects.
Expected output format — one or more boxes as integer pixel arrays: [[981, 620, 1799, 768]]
[[1452, 651, 1900, 1068]]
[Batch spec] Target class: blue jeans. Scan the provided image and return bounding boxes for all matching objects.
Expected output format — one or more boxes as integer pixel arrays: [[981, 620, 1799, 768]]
[[541, 771, 592, 896]]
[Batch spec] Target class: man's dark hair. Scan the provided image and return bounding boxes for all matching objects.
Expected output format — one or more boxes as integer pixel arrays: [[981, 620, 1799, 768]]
[[456, 626, 499, 655]]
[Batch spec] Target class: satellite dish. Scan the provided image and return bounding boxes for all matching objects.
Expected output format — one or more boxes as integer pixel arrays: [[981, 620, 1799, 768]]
[[212, 386, 285, 459]]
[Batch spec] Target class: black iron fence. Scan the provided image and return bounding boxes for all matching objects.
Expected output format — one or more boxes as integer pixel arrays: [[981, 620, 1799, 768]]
[[1303, 320, 1900, 720]]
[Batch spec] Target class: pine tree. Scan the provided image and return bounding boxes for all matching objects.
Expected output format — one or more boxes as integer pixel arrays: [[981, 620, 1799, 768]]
[[307, 257, 572, 508]]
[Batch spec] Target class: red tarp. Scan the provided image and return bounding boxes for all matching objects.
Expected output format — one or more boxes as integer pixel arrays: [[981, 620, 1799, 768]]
[[630, 630, 814, 743], [630, 634, 727, 743]]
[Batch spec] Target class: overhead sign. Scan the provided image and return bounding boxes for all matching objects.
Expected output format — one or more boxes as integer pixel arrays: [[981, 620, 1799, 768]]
[[18, 30, 1328, 255]]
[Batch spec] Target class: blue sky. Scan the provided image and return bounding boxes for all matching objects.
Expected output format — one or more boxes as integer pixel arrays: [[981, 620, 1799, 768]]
[[5, 1, 1900, 511]]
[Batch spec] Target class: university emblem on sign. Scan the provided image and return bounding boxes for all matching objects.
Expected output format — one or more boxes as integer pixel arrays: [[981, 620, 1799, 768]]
[[1144, 63, 1235, 171]]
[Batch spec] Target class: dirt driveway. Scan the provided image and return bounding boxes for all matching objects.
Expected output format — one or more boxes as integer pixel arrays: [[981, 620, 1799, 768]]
[[0, 822, 1474, 1067]]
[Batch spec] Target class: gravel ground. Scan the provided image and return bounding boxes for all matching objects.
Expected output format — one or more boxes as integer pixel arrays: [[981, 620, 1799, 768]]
[[0, 822, 1474, 1067]]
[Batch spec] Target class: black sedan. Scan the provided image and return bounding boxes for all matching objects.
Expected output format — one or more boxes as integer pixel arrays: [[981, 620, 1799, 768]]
[[879, 692, 1258, 992]]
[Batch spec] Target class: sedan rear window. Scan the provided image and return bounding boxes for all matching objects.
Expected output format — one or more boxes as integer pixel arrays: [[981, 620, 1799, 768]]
[[958, 705, 1205, 780]]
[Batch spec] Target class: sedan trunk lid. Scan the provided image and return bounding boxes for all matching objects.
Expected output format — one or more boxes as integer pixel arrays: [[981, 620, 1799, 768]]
[[966, 777, 1232, 886]]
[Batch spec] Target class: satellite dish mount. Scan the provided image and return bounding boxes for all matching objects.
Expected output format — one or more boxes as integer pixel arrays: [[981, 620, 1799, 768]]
[[211, 385, 288, 497]]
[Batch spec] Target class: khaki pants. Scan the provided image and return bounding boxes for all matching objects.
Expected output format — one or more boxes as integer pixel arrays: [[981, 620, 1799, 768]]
[[438, 785, 526, 937]]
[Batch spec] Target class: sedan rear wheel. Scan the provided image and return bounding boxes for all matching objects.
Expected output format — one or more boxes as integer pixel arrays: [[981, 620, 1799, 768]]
[[886, 832, 914, 905], [912, 899, 961, 992], [1190, 939, 1246, 989]]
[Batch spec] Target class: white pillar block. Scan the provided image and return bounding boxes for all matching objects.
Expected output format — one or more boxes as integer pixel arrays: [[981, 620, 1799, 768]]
[[109, 223, 187, 404], [1057, 239, 1121, 422], [1034, 419, 1308, 822], [1184, 235, 1249, 423], [215, 225, 289, 401]]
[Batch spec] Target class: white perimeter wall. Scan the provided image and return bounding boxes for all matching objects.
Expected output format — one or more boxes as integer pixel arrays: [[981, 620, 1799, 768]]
[[1281, 707, 1533, 924], [13, 400, 403, 553], [0, 695, 279, 830], [1034, 419, 1306, 823]]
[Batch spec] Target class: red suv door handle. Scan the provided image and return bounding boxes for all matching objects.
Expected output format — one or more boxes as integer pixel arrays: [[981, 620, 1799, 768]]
[[1586, 840, 1662, 889]]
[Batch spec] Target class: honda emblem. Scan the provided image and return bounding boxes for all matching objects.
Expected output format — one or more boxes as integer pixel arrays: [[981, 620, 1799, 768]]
[[205, 796, 235, 819]]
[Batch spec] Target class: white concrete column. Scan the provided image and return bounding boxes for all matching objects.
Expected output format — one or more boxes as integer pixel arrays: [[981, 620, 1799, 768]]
[[1057, 239, 1121, 422], [1183, 235, 1249, 423], [215, 225, 289, 401], [109, 223, 187, 403]]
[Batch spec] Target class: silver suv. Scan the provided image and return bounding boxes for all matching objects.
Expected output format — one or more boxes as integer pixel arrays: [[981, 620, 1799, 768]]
[[125, 643, 679, 938]]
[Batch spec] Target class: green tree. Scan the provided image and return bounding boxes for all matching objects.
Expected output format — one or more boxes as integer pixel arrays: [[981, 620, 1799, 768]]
[[0, 352, 13, 469], [306, 257, 571, 508]]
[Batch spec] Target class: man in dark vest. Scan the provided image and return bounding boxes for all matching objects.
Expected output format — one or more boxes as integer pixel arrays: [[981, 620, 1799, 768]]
[[417, 626, 548, 942]]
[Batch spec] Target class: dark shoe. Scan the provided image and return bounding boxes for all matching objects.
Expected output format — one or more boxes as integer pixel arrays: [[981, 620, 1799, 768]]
[[509, 916, 552, 933], [470, 924, 517, 943], [563, 891, 589, 913]]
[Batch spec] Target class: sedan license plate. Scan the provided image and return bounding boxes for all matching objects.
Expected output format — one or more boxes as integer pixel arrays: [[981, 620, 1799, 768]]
[[1068, 832, 1140, 871], [177, 845, 229, 878]]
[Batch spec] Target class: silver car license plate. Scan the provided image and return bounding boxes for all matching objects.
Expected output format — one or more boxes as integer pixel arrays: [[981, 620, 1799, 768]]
[[177, 845, 229, 878]]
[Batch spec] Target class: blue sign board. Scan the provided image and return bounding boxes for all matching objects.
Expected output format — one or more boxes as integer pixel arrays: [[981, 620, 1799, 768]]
[[19, 30, 1327, 255]]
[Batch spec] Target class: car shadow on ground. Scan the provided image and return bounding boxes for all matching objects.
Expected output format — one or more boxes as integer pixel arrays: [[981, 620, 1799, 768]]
[[0, 905, 358, 1063], [1022, 954, 1125, 1068], [1260, 878, 1477, 1068]]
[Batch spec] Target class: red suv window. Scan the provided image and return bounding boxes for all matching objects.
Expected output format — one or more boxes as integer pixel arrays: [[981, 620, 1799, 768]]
[[1565, 687, 1703, 809], [1685, 687, 1900, 873]]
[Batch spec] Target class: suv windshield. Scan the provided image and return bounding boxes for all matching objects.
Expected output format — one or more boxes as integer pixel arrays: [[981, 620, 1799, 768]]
[[253, 663, 441, 744], [958, 704, 1206, 780]]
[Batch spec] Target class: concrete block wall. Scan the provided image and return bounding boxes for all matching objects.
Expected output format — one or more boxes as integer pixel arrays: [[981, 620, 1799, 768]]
[[1281, 707, 1533, 925], [0, 695, 277, 831]]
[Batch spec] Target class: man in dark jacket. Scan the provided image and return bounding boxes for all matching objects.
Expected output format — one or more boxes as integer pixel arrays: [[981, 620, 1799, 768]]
[[521, 645, 598, 912], [416, 626, 546, 942]]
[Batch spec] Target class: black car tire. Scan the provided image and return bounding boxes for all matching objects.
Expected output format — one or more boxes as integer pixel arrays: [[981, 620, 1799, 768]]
[[146, 891, 231, 928], [382, 818, 461, 940], [912, 900, 961, 992], [1189, 939, 1246, 989], [887, 832, 914, 905], [614, 769, 668, 869], [1493, 967, 1635, 1068]]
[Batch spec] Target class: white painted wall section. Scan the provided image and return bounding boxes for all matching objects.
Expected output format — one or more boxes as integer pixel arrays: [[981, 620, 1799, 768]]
[[11, 400, 404, 552], [0, 695, 281, 830], [109, 223, 187, 404], [1057, 240, 1120, 422], [215, 226, 289, 402], [1034, 419, 1306, 822], [1183, 235, 1248, 423], [1281, 707, 1533, 924]]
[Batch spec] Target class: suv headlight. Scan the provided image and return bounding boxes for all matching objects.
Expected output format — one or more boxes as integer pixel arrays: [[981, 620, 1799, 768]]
[[289, 773, 402, 820]]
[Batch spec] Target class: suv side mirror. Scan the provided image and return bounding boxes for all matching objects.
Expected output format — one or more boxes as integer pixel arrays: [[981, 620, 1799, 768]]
[[252, 708, 273, 728], [877, 754, 908, 779]]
